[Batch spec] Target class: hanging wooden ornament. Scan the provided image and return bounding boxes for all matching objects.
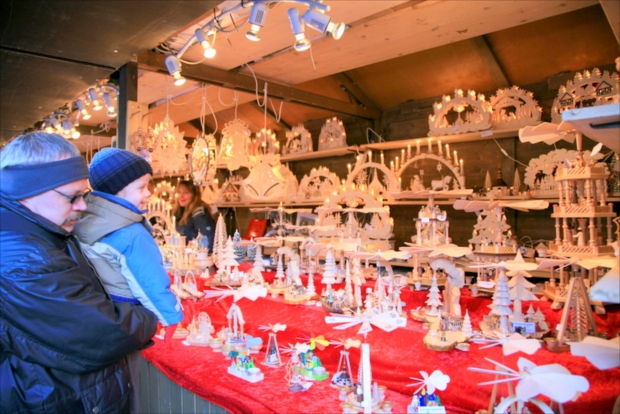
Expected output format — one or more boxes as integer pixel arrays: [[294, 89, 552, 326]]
[[242, 155, 298, 202], [318, 117, 347, 150], [218, 118, 251, 171], [489, 86, 542, 129], [428, 89, 492, 135], [190, 134, 217, 186], [551, 68, 619, 124], [150, 115, 188, 176]]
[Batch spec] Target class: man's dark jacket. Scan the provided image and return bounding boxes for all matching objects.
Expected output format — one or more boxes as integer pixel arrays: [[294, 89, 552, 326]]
[[0, 192, 157, 413]]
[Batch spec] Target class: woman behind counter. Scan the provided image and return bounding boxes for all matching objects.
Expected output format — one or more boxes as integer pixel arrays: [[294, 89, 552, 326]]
[[172, 180, 216, 251]]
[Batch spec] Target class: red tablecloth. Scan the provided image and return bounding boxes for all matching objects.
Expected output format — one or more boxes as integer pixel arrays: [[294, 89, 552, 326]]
[[144, 270, 620, 413]]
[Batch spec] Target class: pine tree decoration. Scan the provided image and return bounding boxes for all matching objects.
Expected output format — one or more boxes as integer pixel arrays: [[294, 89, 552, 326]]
[[488, 268, 512, 333], [344, 261, 354, 305], [533, 308, 548, 331], [306, 269, 316, 296], [526, 304, 535, 322], [468, 208, 511, 249], [220, 236, 239, 277], [252, 244, 264, 271], [321, 246, 338, 286], [484, 170, 492, 189], [213, 214, 227, 260], [425, 274, 443, 316], [275, 253, 285, 282], [247, 239, 257, 260], [513, 169, 522, 192], [232, 229, 246, 260], [508, 266, 538, 319], [461, 310, 473, 338]]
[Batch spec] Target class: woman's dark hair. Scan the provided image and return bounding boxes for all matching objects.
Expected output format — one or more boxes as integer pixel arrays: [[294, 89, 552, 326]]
[[172, 180, 207, 225]]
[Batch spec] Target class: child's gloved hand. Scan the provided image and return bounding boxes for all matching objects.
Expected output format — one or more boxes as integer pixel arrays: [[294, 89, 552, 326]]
[[164, 324, 177, 343]]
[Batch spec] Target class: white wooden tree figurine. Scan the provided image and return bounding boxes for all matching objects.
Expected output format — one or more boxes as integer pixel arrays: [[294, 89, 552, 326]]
[[425, 275, 443, 316], [508, 268, 538, 320], [462, 310, 474, 338], [213, 214, 227, 261], [489, 269, 513, 334], [252, 244, 265, 271], [321, 246, 338, 287], [218, 237, 239, 280], [306, 269, 316, 296]]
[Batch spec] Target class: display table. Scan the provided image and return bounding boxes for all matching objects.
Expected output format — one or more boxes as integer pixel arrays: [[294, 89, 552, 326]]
[[143, 271, 620, 413]]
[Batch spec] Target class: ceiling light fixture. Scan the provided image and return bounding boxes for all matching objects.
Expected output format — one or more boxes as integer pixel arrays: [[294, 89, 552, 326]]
[[165, 0, 342, 85], [75, 99, 91, 120], [165, 55, 186, 86], [303, 8, 345, 39], [88, 88, 103, 111], [195, 28, 217, 58], [288, 8, 311, 52], [103, 92, 117, 118], [246, 2, 269, 41]]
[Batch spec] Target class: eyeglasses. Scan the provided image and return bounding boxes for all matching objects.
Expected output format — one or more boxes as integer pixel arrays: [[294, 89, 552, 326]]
[[52, 189, 91, 204]]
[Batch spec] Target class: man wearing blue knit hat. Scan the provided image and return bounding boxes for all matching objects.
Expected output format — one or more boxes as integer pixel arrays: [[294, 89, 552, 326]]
[[0, 132, 157, 414], [74, 147, 183, 414]]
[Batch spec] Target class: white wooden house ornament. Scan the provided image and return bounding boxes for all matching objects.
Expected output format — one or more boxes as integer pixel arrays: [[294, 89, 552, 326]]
[[284, 123, 312, 154], [297, 166, 340, 202], [218, 118, 251, 170], [150, 115, 188, 176], [428, 89, 492, 136], [489, 86, 542, 129], [551, 68, 620, 124], [318, 116, 347, 150]]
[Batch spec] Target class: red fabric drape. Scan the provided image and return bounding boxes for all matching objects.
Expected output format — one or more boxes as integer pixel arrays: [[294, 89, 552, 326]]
[[144, 271, 620, 413]]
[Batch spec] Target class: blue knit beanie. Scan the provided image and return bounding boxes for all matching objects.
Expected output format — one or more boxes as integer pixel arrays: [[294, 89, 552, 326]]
[[89, 148, 153, 195]]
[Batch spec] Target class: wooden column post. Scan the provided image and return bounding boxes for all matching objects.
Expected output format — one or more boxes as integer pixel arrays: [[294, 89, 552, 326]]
[[117, 61, 138, 150]]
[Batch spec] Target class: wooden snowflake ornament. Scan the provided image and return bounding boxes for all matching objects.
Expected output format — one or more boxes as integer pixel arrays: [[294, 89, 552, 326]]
[[150, 115, 188, 176]]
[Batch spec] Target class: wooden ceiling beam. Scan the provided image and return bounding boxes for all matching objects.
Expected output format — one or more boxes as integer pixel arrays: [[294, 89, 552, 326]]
[[137, 51, 381, 121], [600, 0, 620, 44], [470, 35, 511, 88], [331, 72, 381, 112]]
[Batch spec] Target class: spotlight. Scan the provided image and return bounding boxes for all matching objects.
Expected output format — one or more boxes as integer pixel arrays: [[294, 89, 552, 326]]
[[75, 99, 91, 120], [165, 55, 186, 86], [103, 92, 117, 118], [88, 88, 102, 111], [71, 128, 81, 139], [195, 28, 217, 59], [303, 9, 345, 39], [246, 2, 269, 41], [288, 8, 311, 52], [61, 120, 72, 137]]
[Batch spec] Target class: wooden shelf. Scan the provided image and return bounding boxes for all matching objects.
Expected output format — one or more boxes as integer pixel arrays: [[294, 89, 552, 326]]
[[279, 146, 358, 162], [216, 196, 620, 209], [360, 128, 521, 151]]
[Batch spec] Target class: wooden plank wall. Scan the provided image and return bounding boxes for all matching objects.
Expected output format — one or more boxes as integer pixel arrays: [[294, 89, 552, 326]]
[[228, 63, 619, 250], [139, 356, 229, 414]]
